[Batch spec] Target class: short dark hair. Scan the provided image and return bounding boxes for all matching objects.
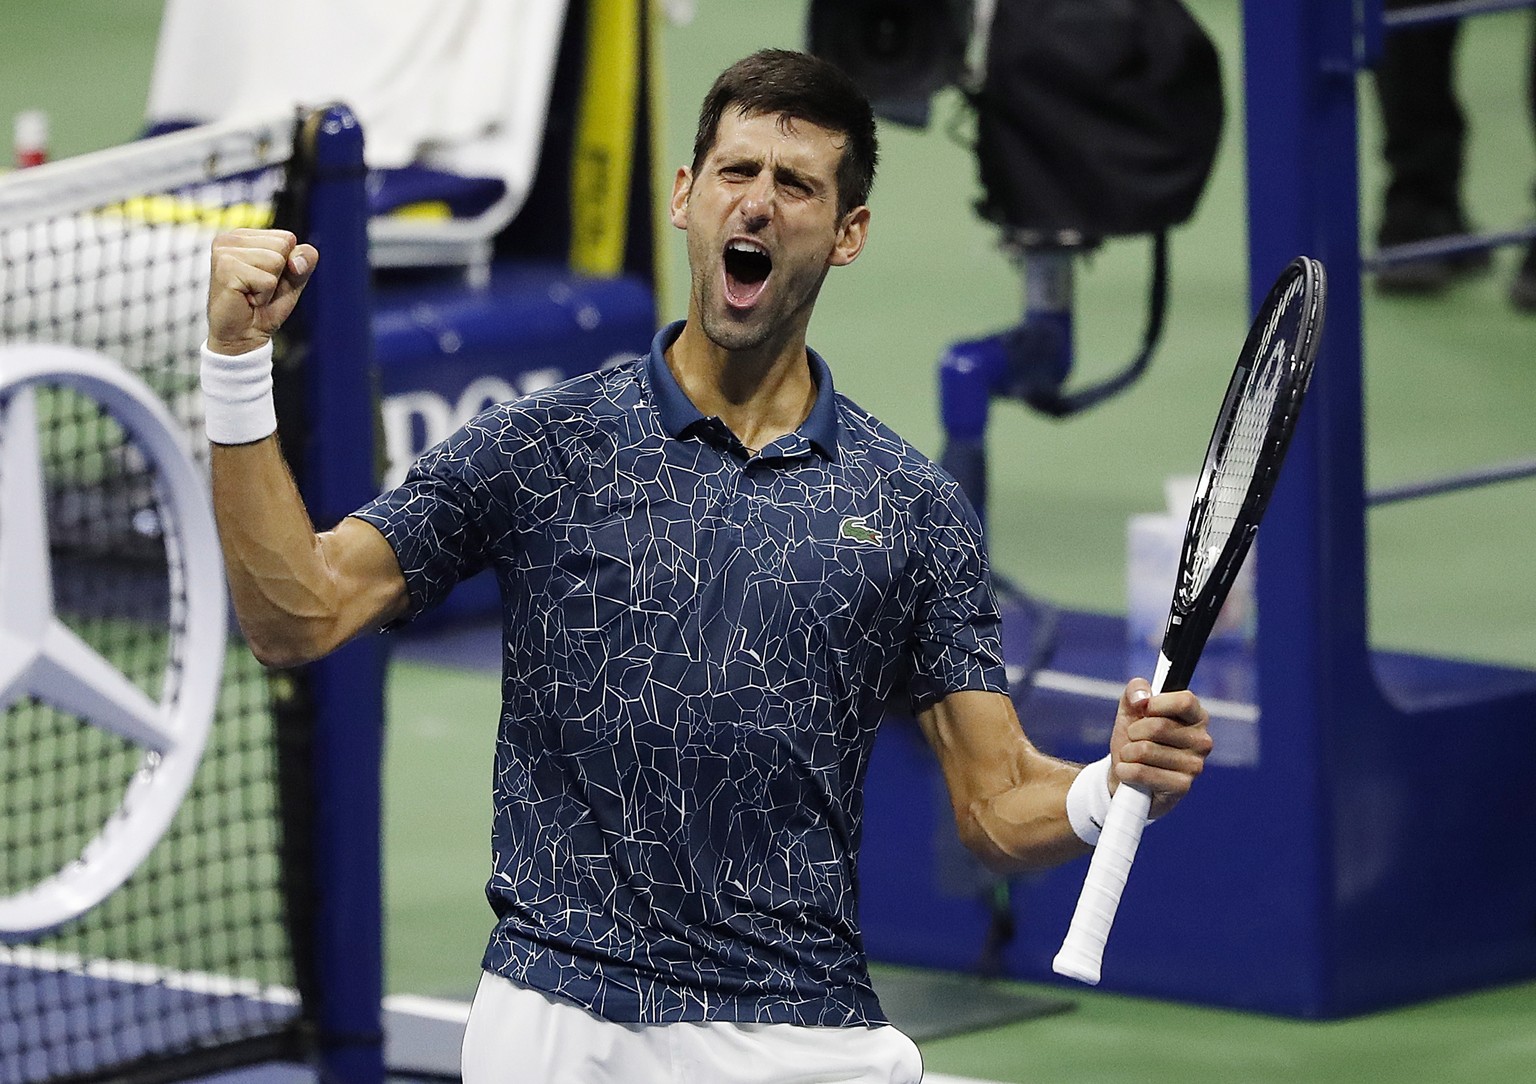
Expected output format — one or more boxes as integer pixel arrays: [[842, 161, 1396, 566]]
[[691, 48, 879, 217]]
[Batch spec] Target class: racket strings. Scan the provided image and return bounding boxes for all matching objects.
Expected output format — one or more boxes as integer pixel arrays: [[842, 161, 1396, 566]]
[[1188, 325, 1292, 592]]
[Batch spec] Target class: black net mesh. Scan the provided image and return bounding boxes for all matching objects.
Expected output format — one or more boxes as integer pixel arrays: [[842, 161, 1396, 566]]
[[0, 136, 305, 1084]]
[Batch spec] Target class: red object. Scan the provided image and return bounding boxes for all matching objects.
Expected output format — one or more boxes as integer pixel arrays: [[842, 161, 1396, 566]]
[[14, 110, 48, 168]]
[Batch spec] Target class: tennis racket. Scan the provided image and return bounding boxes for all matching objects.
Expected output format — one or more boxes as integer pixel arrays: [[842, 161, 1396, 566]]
[[1051, 255, 1327, 985]]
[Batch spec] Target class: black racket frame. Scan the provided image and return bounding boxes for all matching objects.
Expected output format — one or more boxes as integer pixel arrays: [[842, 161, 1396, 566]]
[[1158, 255, 1327, 693]]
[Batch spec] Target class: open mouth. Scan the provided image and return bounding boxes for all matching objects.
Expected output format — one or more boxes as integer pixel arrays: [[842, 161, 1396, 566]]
[[722, 239, 772, 308]]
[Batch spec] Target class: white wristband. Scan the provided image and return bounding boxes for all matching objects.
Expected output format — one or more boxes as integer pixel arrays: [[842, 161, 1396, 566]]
[[1065, 755, 1114, 846], [200, 339, 276, 445]]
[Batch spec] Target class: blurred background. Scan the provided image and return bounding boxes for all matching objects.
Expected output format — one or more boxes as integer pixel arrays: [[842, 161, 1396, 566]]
[[2, 2, 1534, 1082]]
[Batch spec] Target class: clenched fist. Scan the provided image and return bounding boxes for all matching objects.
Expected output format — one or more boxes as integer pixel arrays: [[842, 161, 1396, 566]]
[[206, 229, 318, 356]]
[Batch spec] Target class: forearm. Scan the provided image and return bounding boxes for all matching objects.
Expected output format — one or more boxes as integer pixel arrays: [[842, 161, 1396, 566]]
[[962, 757, 1092, 873], [925, 683, 1210, 874], [210, 438, 357, 667], [200, 235, 406, 665], [918, 691, 1091, 874]]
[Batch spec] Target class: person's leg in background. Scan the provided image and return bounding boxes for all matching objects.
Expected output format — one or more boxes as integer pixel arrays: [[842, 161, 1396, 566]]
[[1371, 0, 1493, 293], [1511, 11, 1536, 311]]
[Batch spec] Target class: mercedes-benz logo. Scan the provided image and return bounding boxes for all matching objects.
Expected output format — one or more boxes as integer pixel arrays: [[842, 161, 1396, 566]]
[[0, 344, 226, 942]]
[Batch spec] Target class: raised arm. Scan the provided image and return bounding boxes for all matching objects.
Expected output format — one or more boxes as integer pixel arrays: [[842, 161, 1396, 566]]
[[916, 683, 1211, 874], [203, 228, 408, 668]]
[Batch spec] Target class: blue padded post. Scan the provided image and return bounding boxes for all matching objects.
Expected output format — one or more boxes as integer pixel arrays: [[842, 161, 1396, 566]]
[[1244, 0, 1536, 1016], [1242, 0, 1368, 1016], [299, 105, 387, 1084]]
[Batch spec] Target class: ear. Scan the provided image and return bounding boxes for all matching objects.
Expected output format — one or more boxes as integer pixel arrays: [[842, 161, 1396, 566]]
[[669, 167, 693, 230], [828, 205, 871, 267]]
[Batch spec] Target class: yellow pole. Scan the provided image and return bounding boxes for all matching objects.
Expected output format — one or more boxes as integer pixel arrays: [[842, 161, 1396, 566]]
[[570, 0, 642, 277]]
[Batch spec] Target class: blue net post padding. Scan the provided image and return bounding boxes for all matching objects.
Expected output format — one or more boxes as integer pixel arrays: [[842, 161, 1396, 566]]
[[296, 105, 389, 1084]]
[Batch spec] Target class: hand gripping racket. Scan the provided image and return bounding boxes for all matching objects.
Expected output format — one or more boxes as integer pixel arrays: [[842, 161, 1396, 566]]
[[1051, 256, 1327, 985]]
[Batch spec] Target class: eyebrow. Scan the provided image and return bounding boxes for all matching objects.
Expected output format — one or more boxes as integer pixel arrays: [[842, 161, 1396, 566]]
[[717, 155, 822, 193], [771, 163, 819, 192]]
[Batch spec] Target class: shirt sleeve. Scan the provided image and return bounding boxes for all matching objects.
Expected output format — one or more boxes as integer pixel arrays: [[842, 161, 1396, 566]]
[[351, 421, 500, 621], [904, 475, 1009, 714]]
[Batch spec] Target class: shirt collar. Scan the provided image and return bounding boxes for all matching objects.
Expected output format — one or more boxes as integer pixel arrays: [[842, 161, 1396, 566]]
[[644, 321, 840, 461]]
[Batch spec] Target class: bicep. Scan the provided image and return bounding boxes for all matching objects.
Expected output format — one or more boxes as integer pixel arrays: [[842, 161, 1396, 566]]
[[903, 482, 1008, 714]]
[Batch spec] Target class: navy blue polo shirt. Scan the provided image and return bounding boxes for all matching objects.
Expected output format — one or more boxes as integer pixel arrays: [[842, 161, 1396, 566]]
[[354, 321, 1006, 1026]]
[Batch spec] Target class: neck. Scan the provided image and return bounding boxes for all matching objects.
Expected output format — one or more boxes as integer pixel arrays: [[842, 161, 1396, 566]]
[[666, 319, 816, 452]]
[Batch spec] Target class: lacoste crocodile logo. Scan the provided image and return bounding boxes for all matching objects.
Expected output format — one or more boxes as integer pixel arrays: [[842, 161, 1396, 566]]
[[839, 515, 882, 546]]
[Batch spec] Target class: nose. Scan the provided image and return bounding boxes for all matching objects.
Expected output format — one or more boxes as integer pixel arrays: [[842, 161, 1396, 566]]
[[738, 173, 775, 231]]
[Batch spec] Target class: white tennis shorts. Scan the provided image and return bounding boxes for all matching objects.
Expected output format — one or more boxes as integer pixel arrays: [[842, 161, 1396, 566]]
[[461, 970, 924, 1084]]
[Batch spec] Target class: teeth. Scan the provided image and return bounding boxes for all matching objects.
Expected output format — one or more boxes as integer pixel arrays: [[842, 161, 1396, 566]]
[[727, 240, 768, 256]]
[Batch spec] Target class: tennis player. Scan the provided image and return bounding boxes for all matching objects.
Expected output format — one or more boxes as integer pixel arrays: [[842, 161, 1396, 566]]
[[201, 49, 1211, 1084]]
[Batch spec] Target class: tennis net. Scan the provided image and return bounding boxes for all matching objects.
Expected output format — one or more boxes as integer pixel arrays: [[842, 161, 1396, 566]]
[[0, 115, 316, 1084]]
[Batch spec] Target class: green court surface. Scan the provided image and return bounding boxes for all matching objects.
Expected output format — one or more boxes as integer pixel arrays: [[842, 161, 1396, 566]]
[[5, 1, 1534, 1082]]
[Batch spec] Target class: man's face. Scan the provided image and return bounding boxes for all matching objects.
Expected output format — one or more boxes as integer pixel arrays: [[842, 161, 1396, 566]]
[[671, 109, 868, 354]]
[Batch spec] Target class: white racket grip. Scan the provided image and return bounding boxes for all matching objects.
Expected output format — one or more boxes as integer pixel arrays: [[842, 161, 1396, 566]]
[[1051, 781, 1153, 984], [1053, 654, 1173, 983]]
